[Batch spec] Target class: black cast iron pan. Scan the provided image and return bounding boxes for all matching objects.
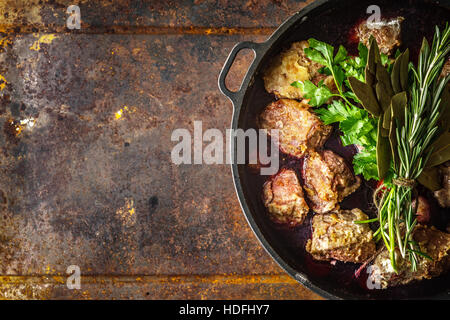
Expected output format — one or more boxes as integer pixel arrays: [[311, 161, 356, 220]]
[[218, 0, 450, 299]]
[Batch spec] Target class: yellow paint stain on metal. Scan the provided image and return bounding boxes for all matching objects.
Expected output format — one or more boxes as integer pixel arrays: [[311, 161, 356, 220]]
[[0, 36, 11, 48], [115, 110, 123, 119], [114, 105, 136, 120], [45, 265, 51, 274], [115, 106, 128, 119], [161, 274, 297, 285], [208, 275, 291, 285], [81, 290, 91, 299], [116, 197, 136, 226], [29, 34, 58, 51], [0, 74, 7, 91], [14, 121, 22, 135], [6, 118, 36, 138], [52, 276, 65, 284], [0, 24, 13, 34], [0, 274, 317, 299], [44, 265, 57, 275]]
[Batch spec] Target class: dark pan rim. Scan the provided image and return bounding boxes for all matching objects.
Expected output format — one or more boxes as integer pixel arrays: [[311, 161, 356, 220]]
[[230, 0, 348, 300], [220, 0, 450, 300]]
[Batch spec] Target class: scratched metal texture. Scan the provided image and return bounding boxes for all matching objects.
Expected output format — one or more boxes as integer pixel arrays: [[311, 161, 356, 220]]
[[0, 0, 322, 299]]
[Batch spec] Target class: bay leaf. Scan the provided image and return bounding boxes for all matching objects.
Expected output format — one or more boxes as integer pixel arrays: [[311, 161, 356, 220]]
[[389, 92, 407, 170], [367, 36, 380, 74], [420, 38, 430, 58], [391, 52, 403, 94], [426, 131, 450, 168], [400, 48, 410, 91], [389, 108, 398, 170], [376, 82, 392, 112], [383, 102, 392, 130], [437, 83, 450, 132], [371, 36, 381, 65], [417, 166, 442, 191], [377, 118, 392, 180], [348, 76, 381, 117], [376, 62, 394, 98], [390, 91, 407, 127], [381, 127, 390, 137], [365, 65, 375, 86]]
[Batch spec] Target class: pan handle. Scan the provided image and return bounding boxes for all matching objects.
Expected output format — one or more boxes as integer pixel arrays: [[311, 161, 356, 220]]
[[218, 41, 262, 105]]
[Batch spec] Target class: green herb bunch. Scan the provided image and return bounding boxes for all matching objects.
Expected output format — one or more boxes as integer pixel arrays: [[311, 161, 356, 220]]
[[291, 40, 382, 180], [291, 23, 450, 272], [374, 24, 450, 271]]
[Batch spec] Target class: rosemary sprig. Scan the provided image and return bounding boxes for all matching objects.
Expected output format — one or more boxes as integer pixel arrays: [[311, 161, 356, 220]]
[[378, 24, 450, 272]]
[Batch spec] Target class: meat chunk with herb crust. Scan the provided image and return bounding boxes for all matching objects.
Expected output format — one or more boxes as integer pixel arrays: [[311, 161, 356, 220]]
[[440, 57, 450, 79], [302, 150, 361, 213], [263, 41, 335, 99], [259, 99, 332, 158], [369, 225, 450, 289], [412, 196, 431, 224], [434, 161, 450, 208], [306, 208, 376, 263], [262, 168, 309, 226], [356, 17, 404, 55]]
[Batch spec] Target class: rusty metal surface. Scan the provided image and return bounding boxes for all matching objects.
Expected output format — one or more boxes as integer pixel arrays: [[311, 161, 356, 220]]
[[0, 0, 315, 30], [0, 274, 314, 299], [0, 0, 322, 299]]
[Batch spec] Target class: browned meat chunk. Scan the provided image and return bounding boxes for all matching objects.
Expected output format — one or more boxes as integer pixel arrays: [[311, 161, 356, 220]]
[[306, 208, 376, 263], [302, 150, 361, 213], [440, 57, 450, 79], [263, 41, 335, 99], [369, 226, 450, 289], [412, 196, 431, 224], [434, 161, 450, 208], [262, 168, 309, 226], [356, 17, 404, 55], [259, 99, 332, 158]]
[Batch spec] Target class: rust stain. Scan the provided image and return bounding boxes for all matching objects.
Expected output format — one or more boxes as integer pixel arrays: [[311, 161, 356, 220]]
[[170, 274, 299, 285], [3, 118, 36, 138], [4, 119, 21, 138], [0, 274, 298, 285], [0, 25, 276, 35], [0, 0, 324, 301]]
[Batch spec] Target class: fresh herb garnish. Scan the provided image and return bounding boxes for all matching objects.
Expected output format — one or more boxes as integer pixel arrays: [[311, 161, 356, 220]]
[[290, 23, 450, 274], [374, 24, 450, 272], [341, 42, 369, 83], [316, 99, 379, 180], [291, 79, 336, 107], [291, 39, 379, 181], [352, 24, 450, 272], [292, 39, 367, 108], [352, 146, 379, 181]]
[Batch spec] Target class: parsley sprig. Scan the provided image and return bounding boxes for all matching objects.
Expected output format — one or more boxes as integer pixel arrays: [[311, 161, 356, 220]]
[[292, 41, 369, 107], [316, 100, 379, 180], [291, 39, 380, 181]]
